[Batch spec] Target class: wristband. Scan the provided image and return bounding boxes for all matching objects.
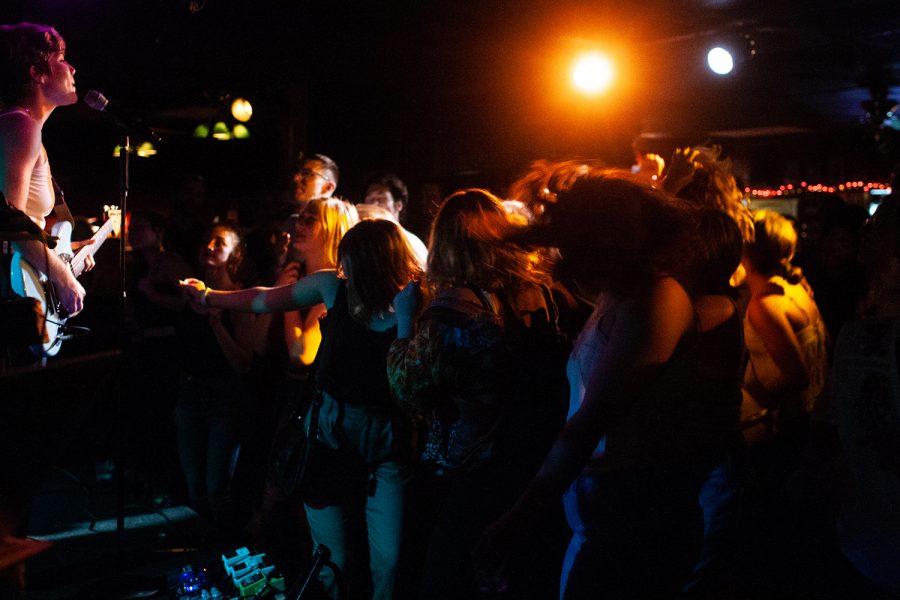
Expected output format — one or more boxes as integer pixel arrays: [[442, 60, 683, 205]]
[[200, 288, 209, 307]]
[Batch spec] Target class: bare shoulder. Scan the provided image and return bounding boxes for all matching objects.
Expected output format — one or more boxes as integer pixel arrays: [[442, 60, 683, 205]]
[[747, 292, 793, 335], [652, 277, 693, 323], [655, 276, 691, 299], [0, 110, 41, 147], [628, 277, 695, 365], [0, 111, 42, 176], [695, 294, 736, 332]]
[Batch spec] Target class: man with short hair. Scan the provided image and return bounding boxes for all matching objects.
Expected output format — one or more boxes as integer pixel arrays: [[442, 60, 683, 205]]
[[293, 152, 339, 204], [361, 172, 428, 264], [364, 172, 407, 223]]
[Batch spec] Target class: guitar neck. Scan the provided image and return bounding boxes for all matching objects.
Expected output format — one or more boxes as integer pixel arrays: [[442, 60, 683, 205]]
[[70, 216, 117, 278]]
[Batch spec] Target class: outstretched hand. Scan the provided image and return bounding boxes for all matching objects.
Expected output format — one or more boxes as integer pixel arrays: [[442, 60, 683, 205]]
[[179, 278, 208, 314]]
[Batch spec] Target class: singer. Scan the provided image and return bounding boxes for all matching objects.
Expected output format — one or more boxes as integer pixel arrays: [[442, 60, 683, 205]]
[[0, 22, 91, 317]]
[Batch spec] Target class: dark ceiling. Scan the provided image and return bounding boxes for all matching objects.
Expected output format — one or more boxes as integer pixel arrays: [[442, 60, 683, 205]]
[[4, 0, 900, 206]]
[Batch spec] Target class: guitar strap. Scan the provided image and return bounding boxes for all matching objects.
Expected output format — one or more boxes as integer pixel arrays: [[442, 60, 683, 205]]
[[1, 190, 52, 299], [51, 177, 75, 226]]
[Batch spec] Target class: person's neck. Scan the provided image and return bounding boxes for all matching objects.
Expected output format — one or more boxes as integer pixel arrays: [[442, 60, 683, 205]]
[[303, 250, 330, 274], [205, 266, 235, 290], [744, 269, 772, 295], [15, 92, 54, 125]]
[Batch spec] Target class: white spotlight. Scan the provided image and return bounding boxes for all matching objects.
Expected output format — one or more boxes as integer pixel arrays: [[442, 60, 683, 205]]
[[572, 53, 615, 94], [707, 47, 734, 75]]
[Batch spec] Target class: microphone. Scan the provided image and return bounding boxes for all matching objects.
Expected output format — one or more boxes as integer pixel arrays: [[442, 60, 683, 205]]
[[83, 90, 161, 142], [83, 89, 110, 112]]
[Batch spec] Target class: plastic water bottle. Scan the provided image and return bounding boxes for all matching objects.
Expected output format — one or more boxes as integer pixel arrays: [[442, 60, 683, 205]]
[[180, 565, 201, 595]]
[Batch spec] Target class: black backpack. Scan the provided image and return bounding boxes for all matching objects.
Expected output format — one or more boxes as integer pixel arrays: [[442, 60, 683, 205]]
[[417, 284, 570, 478]]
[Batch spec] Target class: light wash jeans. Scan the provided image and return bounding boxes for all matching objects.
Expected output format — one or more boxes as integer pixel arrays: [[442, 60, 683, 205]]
[[303, 393, 408, 600]]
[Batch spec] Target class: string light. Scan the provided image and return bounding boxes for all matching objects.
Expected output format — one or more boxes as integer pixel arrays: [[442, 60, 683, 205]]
[[744, 180, 891, 199]]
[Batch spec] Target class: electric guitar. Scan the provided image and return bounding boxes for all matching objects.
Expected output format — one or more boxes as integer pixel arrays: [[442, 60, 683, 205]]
[[9, 206, 121, 356]]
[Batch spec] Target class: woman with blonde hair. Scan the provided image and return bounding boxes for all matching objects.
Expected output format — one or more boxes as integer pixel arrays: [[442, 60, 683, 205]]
[[738, 210, 828, 593], [240, 197, 357, 569], [741, 209, 827, 440], [270, 197, 358, 367]]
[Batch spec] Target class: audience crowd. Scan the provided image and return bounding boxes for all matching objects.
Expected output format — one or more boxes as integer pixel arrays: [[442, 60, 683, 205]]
[[117, 148, 899, 598]]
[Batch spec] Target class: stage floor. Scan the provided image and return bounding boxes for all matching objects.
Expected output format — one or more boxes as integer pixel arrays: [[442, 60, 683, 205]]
[[25, 463, 218, 600]]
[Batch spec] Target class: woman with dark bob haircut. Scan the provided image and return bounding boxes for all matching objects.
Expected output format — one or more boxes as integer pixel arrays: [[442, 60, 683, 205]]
[[477, 168, 723, 598], [183, 219, 422, 599]]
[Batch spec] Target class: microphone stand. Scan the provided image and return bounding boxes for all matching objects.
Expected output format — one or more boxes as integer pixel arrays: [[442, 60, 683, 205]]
[[287, 544, 344, 600], [114, 134, 130, 560]]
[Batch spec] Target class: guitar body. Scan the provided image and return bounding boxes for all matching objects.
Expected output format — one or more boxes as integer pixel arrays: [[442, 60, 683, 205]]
[[9, 209, 119, 357], [9, 250, 65, 356]]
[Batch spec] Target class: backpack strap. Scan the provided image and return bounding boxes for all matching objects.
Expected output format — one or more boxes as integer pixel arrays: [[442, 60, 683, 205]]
[[495, 283, 563, 339], [419, 286, 496, 327]]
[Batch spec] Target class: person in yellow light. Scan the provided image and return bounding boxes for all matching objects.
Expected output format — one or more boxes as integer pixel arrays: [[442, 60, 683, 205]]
[[270, 198, 358, 368]]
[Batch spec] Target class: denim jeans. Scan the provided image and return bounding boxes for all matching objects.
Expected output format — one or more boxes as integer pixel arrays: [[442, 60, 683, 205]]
[[303, 393, 408, 599], [175, 373, 239, 528], [561, 464, 704, 599], [683, 450, 743, 594]]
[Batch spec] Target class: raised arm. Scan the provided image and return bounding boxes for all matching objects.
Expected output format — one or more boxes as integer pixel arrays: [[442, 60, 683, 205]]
[[386, 280, 442, 414]]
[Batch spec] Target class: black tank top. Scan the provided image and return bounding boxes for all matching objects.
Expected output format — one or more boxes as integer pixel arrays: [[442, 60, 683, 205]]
[[315, 281, 396, 408], [692, 309, 744, 447]]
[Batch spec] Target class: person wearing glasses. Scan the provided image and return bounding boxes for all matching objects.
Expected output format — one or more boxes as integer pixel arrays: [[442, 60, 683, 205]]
[[294, 152, 339, 206]]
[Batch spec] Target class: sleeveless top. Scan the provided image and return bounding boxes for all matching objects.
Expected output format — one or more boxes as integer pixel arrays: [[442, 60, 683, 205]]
[[567, 301, 609, 457], [576, 294, 704, 473], [176, 308, 237, 380], [691, 306, 744, 447], [0, 109, 55, 228], [743, 279, 828, 421], [316, 281, 396, 409]]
